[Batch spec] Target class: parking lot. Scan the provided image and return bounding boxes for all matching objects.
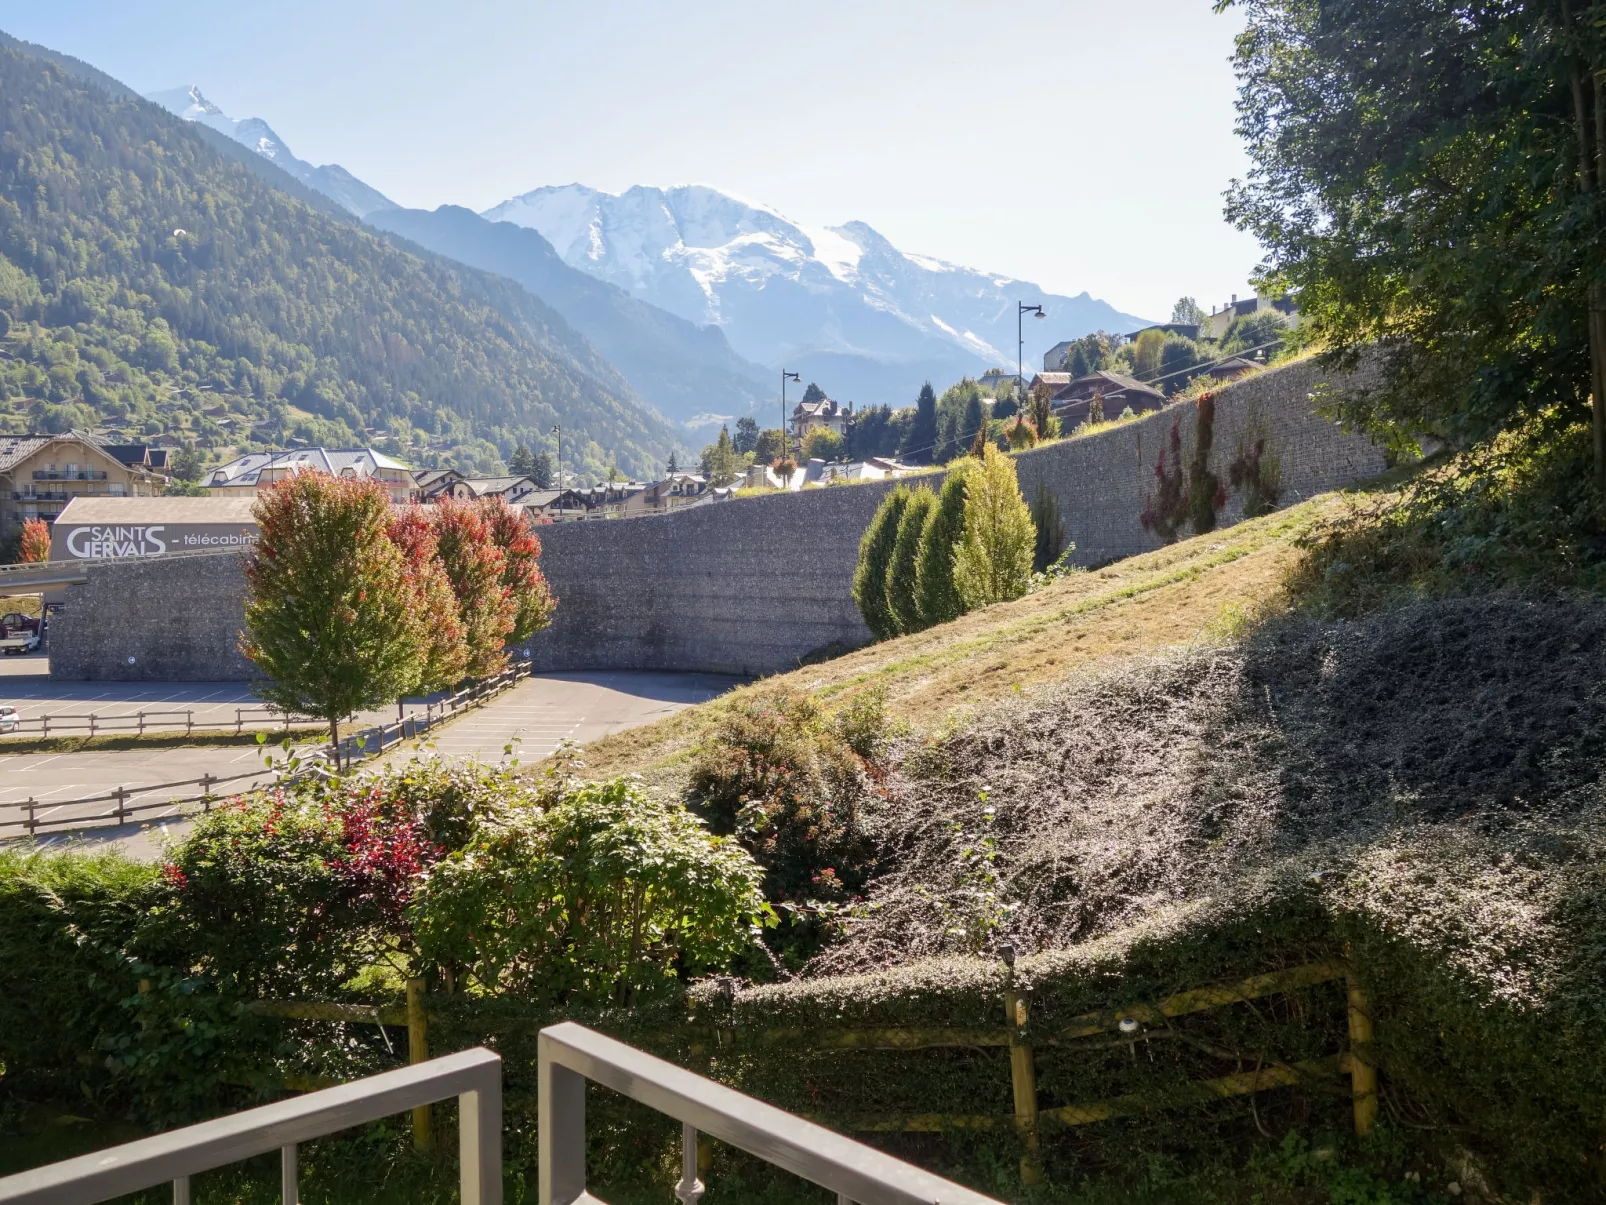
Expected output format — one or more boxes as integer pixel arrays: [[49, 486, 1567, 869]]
[[0, 663, 741, 856]]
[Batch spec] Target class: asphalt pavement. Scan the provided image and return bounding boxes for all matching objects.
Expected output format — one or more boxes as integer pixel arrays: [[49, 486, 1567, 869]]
[[0, 664, 740, 857]]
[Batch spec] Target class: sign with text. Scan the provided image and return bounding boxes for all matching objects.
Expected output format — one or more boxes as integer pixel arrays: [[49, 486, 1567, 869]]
[[55, 523, 259, 561]]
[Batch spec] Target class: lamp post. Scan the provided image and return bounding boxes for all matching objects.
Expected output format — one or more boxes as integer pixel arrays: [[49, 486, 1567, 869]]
[[780, 370, 801, 463], [1018, 302, 1046, 403], [551, 424, 562, 491]]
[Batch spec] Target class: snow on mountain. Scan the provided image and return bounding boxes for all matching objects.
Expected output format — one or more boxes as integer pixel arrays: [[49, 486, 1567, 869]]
[[145, 86, 397, 219], [483, 183, 1152, 403]]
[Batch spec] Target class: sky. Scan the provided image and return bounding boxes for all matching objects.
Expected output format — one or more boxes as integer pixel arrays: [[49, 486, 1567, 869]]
[[0, 0, 1264, 323]]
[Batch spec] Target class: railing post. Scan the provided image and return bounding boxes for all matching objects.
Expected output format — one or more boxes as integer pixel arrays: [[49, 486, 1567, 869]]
[[236, 709, 243, 737], [1346, 967, 1378, 1137], [675, 1122, 705, 1205], [25, 797, 36, 836], [201, 774, 214, 814], [539, 1034, 586, 1205], [114, 785, 127, 827], [172, 1175, 190, 1204], [89, 713, 96, 738], [281, 1143, 298, 1205], [41, 714, 48, 738], [460, 1064, 503, 1205], [407, 977, 432, 1151], [139, 711, 146, 737], [1002, 949, 1043, 1185], [186, 710, 193, 737]]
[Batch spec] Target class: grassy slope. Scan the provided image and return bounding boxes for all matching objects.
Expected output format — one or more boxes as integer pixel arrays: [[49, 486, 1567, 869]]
[[579, 489, 1350, 785]]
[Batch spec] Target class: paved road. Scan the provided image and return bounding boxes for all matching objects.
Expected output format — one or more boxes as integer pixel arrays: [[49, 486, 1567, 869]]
[[2, 670, 740, 857]]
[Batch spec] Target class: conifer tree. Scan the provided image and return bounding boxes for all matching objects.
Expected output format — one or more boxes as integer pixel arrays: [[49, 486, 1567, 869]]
[[508, 444, 536, 476], [887, 487, 937, 634], [901, 383, 939, 464], [242, 473, 425, 752], [530, 451, 554, 488], [915, 460, 979, 626], [853, 486, 911, 640], [702, 426, 741, 485], [733, 416, 759, 455], [953, 445, 1035, 609]]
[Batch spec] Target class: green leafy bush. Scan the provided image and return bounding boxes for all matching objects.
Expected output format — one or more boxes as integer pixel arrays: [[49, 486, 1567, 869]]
[[952, 445, 1035, 610], [686, 687, 879, 913], [412, 777, 768, 1004]]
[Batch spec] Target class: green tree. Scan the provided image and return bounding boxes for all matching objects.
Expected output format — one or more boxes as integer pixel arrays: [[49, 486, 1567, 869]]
[[701, 425, 742, 485], [902, 382, 940, 464], [733, 415, 759, 455], [1159, 334, 1206, 395], [800, 382, 828, 405], [915, 459, 979, 627], [753, 428, 788, 465], [853, 486, 911, 640], [887, 487, 937, 634], [507, 444, 536, 477], [1221, 310, 1288, 358], [1219, 0, 1605, 483], [242, 473, 425, 752], [170, 443, 206, 482], [953, 445, 1035, 609], [1171, 297, 1208, 326], [666, 451, 680, 475], [801, 426, 844, 461], [529, 450, 555, 489]]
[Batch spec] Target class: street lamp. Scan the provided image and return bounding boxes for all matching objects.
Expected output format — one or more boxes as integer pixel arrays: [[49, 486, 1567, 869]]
[[780, 370, 801, 463], [1018, 302, 1046, 401], [551, 424, 562, 491]]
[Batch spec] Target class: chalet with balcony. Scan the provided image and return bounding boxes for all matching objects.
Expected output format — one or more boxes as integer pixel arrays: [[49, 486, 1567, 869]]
[[204, 448, 416, 502], [0, 432, 164, 547]]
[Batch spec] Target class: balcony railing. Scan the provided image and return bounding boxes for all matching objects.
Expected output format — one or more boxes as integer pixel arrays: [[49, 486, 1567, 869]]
[[540, 1022, 1002, 1205], [0, 1047, 504, 1205], [32, 469, 107, 481]]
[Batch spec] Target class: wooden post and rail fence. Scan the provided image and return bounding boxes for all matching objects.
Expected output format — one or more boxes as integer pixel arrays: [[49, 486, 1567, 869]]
[[239, 958, 1378, 1164], [0, 663, 535, 838]]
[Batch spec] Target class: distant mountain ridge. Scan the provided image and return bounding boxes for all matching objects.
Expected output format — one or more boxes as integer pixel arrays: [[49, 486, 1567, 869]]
[[146, 85, 399, 219], [147, 87, 772, 433], [0, 38, 681, 479], [484, 183, 1152, 402]]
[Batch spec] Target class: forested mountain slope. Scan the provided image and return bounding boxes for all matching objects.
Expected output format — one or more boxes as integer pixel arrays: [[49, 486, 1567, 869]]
[[370, 206, 770, 435], [0, 40, 681, 477]]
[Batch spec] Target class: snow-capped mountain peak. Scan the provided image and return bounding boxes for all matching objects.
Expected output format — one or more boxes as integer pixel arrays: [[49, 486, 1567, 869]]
[[146, 86, 397, 219], [482, 183, 1149, 401]]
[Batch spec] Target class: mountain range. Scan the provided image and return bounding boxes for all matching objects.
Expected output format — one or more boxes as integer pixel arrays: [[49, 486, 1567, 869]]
[[0, 34, 680, 480], [148, 88, 1148, 410], [484, 185, 1151, 401]]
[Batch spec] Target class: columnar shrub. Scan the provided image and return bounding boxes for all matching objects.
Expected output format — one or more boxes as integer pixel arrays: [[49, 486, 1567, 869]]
[[852, 486, 910, 641], [412, 777, 768, 1004], [953, 445, 1035, 609], [916, 459, 979, 627], [888, 486, 937, 634], [243, 472, 425, 749]]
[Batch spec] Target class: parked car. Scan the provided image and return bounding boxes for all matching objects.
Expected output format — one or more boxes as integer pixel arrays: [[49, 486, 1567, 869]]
[[0, 705, 18, 733]]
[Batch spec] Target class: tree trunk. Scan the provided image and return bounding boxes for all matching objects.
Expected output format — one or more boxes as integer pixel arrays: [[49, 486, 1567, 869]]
[[1564, 0, 1606, 493], [329, 715, 341, 766]]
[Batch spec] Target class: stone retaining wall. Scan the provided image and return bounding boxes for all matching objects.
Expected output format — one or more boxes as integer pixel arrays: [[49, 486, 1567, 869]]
[[50, 357, 1387, 681]]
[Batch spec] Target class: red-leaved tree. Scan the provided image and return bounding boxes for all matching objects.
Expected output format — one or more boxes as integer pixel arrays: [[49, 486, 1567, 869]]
[[477, 498, 556, 645], [431, 496, 516, 677], [19, 518, 50, 563], [387, 507, 472, 692]]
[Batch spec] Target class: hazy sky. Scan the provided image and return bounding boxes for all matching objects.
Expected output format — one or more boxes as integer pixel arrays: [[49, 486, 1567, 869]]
[[0, 0, 1263, 322]]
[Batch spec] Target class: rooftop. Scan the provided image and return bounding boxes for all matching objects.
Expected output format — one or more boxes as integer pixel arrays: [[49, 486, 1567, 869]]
[[53, 496, 260, 526]]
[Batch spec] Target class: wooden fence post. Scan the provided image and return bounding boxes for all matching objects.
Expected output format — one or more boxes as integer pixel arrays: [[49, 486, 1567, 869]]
[[1345, 967, 1378, 1137], [1001, 948, 1043, 1185], [201, 773, 215, 814], [113, 785, 127, 826], [186, 711, 194, 737], [406, 977, 432, 1151], [138, 712, 146, 737], [25, 797, 36, 836]]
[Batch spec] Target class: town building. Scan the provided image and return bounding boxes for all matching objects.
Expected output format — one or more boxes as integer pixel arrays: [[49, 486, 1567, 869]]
[[50, 495, 260, 561], [203, 448, 416, 502], [460, 476, 540, 505], [1203, 356, 1261, 384], [0, 432, 166, 547], [790, 396, 852, 440], [1202, 294, 1299, 341], [1050, 371, 1167, 425], [1043, 342, 1077, 372], [1122, 322, 1202, 344], [412, 468, 470, 501]]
